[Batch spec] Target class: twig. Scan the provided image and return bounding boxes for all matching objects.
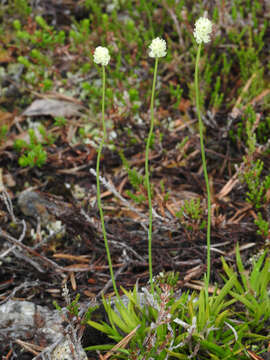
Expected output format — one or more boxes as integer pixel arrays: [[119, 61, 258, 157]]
[[90, 168, 166, 223], [109, 240, 145, 262], [0, 229, 93, 273], [0, 191, 17, 223], [0, 190, 27, 259], [32, 335, 65, 360], [0, 280, 40, 305], [90, 168, 148, 222], [15, 340, 43, 356], [101, 324, 141, 360]]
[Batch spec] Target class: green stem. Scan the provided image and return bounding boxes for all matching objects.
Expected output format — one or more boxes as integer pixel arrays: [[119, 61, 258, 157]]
[[145, 57, 159, 294], [96, 66, 119, 299], [195, 43, 211, 298]]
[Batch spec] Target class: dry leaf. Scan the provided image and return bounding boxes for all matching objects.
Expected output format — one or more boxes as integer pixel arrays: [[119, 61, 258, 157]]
[[22, 99, 84, 118]]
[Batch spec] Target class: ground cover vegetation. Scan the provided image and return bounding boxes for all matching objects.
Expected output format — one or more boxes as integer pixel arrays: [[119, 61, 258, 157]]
[[0, 0, 269, 359]]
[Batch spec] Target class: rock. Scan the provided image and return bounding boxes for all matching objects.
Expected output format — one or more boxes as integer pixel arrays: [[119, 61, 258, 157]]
[[0, 300, 64, 343], [52, 339, 87, 360]]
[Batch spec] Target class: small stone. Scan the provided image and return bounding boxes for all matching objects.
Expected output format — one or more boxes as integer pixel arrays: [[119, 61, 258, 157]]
[[51, 339, 87, 360]]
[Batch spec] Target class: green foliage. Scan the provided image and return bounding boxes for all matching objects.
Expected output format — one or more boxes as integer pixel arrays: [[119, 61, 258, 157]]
[[14, 16, 65, 49], [244, 105, 257, 155], [176, 198, 202, 221], [13, 0, 31, 16], [254, 212, 269, 238], [12, 16, 65, 88], [235, 44, 261, 83], [54, 116, 67, 127], [52, 299, 62, 312], [14, 125, 54, 168], [66, 293, 81, 317], [257, 114, 270, 144], [221, 245, 270, 332], [209, 75, 224, 111], [69, 18, 91, 47], [159, 179, 170, 203], [241, 159, 270, 209], [54, 293, 81, 316], [86, 286, 144, 348], [126, 190, 146, 204], [18, 143, 47, 168], [85, 250, 270, 359], [169, 83, 183, 110], [155, 271, 179, 288], [119, 149, 145, 203], [0, 125, 8, 145], [176, 198, 206, 232]]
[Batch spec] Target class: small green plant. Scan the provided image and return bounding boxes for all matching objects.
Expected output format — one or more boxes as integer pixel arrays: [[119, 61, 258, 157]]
[[243, 104, 270, 150], [169, 83, 183, 110], [13, 0, 31, 16], [54, 116, 67, 127], [14, 125, 54, 168], [176, 198, 206, 234], [145, 37, 167, 293], [241, 159, 270, 209], [17, 144, 47, 168], [13, 16, 65, 88], [209, 75, 224, 112], [176, 198, 203, 222], [0, 125, 8, 145], [85, 250, 269, 359], [257, 114, 270, 144], [221, 245, 270, 332], [53, 293, 81, 316], [159, 180, 170, 203], [254, 212, 269, 238], [69, 18, 91, 48], [93, 46, 119, 299], [119, 150, 146, 204], [245, 105, 257, 156], [194, 16, 213, 298]]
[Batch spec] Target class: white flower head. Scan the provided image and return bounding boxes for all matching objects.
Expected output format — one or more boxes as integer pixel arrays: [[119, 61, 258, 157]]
[[194, 17, 213, 44], [149, 37, 167, 58], [93, 46, 110, 66]]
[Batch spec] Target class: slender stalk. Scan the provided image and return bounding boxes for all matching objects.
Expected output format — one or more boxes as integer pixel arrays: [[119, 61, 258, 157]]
[[96, 66, 119, 299], [145, 57, 159, 294], [194, 44, 211, 297]]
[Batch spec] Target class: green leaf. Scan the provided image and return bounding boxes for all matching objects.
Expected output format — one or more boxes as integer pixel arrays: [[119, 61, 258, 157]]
[[198, 289, 207, 331], [250, 251, 267, 292], [200, 339, 228, 357], [165, 350, 187, 359], [84, 344, 115, 351], [211, 273, 237, 315], [229, 290, 257, 313], [221, 257, 244, 294], [235, 244, 249, 293], [87, 319, 111, 334]]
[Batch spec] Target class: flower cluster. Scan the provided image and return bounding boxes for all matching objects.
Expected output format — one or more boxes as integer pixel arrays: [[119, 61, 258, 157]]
[[149, 37, 167, 58], [193, 17, 213, 44], [93, 46, 110, 66]]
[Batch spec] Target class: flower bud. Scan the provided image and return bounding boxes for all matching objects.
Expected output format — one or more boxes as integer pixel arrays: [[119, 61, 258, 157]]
[[93, 46, 110, 66], [194, 17, 213, 44], [149, 37, 167, 58]]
